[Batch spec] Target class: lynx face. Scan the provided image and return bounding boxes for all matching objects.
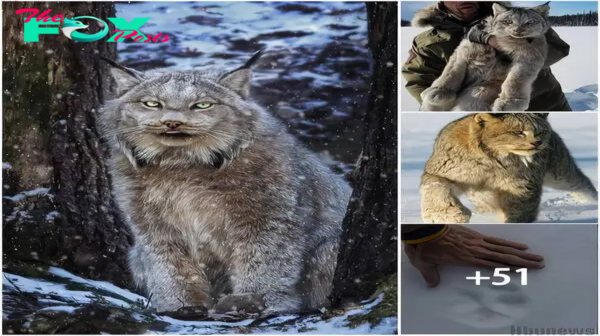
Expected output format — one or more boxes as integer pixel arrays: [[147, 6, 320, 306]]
[[112, 70, 253, 148], [475, 113, 551, 157], [99, 51, 264, 167], [489, 3, 550, 39]]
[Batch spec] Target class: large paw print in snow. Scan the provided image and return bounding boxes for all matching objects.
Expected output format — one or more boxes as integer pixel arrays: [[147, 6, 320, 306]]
[[436, 281, 530, 329]]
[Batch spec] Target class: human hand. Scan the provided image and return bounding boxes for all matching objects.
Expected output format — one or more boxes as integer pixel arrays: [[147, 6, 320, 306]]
[[488, 37, 500, 49], [404, 225, 545, 288]]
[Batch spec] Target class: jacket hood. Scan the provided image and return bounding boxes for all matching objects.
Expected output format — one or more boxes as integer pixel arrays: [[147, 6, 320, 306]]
[[412, 2, 512, 28]]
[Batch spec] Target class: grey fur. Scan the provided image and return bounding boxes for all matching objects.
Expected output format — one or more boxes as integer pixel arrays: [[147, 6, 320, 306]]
[[420, 3, 550, 111], [98, 52, 351, 314], [421, 113, 597, 223]]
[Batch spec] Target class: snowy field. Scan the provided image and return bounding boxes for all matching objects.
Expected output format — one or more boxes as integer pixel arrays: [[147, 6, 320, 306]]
[[400, 27, 598, 111], [401, 224, 598, 334], [2, 267, 396, 334], [401, 113, 598, 223]]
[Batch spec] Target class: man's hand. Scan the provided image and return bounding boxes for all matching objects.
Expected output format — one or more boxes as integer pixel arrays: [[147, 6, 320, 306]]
[[404, 225, 545, 288], [488, 37, 501, 49], [466, 25, 502, 50]]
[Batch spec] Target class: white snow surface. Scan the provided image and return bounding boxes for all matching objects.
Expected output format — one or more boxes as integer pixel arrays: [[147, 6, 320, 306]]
[[401, 224, 598, 334], [3, 188, 50, 202], [401, 113, 598, 223], [401, 27, 598, 111], [3, 267, 396, 334]]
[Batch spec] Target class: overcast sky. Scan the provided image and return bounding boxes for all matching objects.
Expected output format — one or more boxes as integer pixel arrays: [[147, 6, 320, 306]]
[[401, 1, 599, 21]]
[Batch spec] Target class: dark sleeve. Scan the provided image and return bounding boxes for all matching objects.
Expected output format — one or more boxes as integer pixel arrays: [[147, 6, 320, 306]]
[[401, 225, 448, 244], [401, 42, 448, 104], [401, 225, 430, 233], [544, 27, 570, 68]]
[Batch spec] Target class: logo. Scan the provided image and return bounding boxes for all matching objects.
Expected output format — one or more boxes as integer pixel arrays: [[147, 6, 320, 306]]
[[15, 8, 170, 43]]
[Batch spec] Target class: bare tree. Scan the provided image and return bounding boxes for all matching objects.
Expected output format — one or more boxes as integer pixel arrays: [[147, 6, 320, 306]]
[[330, 2, 398, 306], [3, 2, 132, 288]]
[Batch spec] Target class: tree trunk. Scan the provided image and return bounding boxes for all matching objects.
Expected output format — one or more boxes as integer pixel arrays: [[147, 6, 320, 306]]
[[330, 2, 398, 306], [2, 2, 132, 288]]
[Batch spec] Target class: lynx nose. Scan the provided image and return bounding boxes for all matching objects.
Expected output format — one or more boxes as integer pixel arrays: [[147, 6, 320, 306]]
[[531, 140, 543, 148], [164, 120, 182, 129]]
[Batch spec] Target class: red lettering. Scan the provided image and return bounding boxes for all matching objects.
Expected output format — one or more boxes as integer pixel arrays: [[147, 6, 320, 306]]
[[160, 35, 170, 42], [143, 35, 153, 42], [152, 32, 163, 43], [15, 9, 65, 23], [111, 29, 139, 41], [36, 9, 52, 22], [133, 34, 144, 42], [15, 8, 39, 23]]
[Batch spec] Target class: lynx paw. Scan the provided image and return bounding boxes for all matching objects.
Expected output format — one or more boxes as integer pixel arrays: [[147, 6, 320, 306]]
[[491, 97, 529, 111], [474, 203, 497, 214], [212, 293, 265, 315], [422, 203, 472, 223], [421, 87, 456, 106]]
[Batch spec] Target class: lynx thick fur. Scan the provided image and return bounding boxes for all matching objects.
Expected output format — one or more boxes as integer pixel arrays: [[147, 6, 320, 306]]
[[421, 113, 597, 223], [420, 3, 550, 111], [98, 52, 351, 314]]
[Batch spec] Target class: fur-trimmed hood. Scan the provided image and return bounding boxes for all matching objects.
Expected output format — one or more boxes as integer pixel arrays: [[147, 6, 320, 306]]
[[412, 2, 512, 28]]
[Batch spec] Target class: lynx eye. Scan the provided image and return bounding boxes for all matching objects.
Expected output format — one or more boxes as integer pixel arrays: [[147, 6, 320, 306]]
[[142, 101, 161, 109], [511, 131, 524, 136], [502, 20, 513, 24], [193, 102, 214, 110], [526, 20, 538, 25]]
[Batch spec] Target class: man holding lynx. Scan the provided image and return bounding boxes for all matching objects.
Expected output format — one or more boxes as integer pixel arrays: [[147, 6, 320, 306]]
[[402, 1, 572, 111]]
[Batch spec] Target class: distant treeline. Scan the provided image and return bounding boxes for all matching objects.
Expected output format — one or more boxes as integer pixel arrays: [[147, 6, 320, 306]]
[[401, 11, 598, 27], [548, 11, 598, 26]]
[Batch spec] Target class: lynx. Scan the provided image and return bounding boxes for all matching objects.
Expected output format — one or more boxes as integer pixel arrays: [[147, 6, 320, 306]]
[[421, 3, 550, 111], [98, 51, 351, 314], [421, 113, 597, 223]]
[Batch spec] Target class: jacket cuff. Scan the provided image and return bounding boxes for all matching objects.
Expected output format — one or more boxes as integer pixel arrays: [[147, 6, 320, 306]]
[[401, 225, 449, 244]]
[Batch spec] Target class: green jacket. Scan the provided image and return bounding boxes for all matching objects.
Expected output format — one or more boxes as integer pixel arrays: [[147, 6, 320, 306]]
[[402, 3, 572, 111]]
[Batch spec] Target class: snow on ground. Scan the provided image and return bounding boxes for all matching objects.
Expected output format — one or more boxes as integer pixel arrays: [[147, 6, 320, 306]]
[[2, 267, 396, 334], [401, 113, 598, 223], [401, 224, 598, 334], [401, 27, 598, 111], [3, 188, 50, 202]]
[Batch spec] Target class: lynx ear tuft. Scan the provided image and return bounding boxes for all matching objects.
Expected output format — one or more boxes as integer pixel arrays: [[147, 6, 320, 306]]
[[492, 3, 509, 16], [473, 113, 498, 127], [531, 2, 550, 16], [99, 57, 144, 96], [218, 49, 266, 99]]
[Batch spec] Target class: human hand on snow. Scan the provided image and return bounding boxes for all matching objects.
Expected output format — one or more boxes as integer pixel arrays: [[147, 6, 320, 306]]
[[404, 225, 545, 288]]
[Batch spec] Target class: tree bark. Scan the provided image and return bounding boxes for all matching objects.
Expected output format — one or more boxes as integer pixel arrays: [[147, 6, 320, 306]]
[[330, 2, 398, 306], [2, 2, 132, 288]]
